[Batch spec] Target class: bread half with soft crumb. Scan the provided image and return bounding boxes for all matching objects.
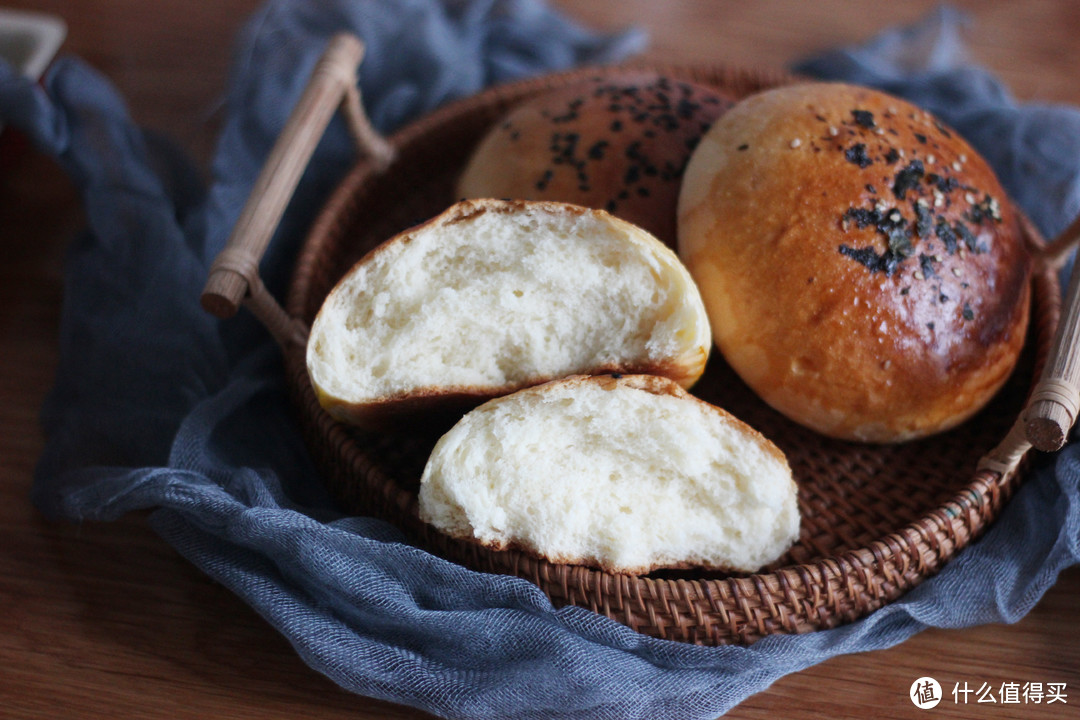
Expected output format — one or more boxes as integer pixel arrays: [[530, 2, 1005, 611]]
[[418, 374, 799, 575], [306, 199, 712, 428]]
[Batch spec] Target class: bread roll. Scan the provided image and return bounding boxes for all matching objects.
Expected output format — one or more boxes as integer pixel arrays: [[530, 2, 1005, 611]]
[[456, 71, 734, 247], [418, 374, 799, 574], [307, 199, 711, 428], [678, 82, 1031, 443]]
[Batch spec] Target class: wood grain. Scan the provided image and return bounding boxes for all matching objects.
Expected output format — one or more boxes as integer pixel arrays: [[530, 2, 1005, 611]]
[[1, 1, 1078, 718]]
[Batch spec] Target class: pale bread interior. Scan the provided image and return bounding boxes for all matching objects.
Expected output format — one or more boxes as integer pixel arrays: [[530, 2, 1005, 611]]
[[306, 201, 710, 418], [418, 375, 799, 574]]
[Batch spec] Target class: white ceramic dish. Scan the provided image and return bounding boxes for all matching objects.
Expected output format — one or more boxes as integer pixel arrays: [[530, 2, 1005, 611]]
[[0, 7, 66, 79], [0, 8, 66, 133]]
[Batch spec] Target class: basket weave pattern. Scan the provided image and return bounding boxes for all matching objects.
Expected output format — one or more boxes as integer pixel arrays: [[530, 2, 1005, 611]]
[[284, 65, 1059, 645]]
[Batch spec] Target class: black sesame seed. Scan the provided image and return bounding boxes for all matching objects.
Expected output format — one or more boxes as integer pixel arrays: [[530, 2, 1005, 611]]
[[886, 222, 914, 258], [838, 244, 903, 276], [737, 143, 749, 151], [914, 203, 933, 237], [852, 109, 876, 128], [845, 143, 873, 168], [892, 159, 925, 200], [936, 218, 959, 254], [919, 253, 939, 279], [676, 98, 698, 120], [914, 133, 927, 144], [843, 207, 877, 229], [954, 220, 984, 253]]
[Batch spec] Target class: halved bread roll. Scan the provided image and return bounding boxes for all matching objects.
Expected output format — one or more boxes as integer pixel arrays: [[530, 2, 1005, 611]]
[[418, 374, 799, 575], [306, 199, 711, 428]]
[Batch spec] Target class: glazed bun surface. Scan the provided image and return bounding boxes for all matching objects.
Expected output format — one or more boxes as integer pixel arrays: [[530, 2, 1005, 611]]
[[457, 71, 734, 247], [307, 199, 711, 428], [418, 374, 799, 575], [678, 82, 1031, 443]]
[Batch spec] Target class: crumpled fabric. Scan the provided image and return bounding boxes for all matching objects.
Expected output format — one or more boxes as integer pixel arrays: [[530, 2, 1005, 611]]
[[1, 3, 1077, 718]]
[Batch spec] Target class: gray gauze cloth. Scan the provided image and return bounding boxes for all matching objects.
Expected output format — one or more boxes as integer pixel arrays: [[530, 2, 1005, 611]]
[[1, 3, 1077, 718]]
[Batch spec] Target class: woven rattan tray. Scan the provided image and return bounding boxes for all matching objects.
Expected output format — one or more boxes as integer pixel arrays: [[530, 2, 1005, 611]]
[[202, 35, 1080, 645]]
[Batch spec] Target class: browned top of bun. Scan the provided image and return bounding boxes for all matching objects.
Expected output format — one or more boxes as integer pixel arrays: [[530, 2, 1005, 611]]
[[457, 71, 734, 247], [678, 82, 1032, 442]]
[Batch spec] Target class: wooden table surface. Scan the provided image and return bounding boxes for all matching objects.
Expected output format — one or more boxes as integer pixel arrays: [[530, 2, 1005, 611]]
[[2, 1, 1078, 718]]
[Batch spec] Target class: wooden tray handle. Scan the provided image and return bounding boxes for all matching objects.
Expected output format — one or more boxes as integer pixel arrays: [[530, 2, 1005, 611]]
[[200, 32, 394, 349], [1024, 216, 1080, 451]]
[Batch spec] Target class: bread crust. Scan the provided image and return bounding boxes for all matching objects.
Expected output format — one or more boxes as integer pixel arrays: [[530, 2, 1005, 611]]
[[678, 82, 1032, 442], [457, 72, 735, 248], [309, 199, 711, 429]]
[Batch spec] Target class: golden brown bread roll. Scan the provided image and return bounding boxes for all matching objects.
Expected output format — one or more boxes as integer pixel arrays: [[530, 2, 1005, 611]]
[[457, 71, 734, 247], [678, 82, 1032, 442]]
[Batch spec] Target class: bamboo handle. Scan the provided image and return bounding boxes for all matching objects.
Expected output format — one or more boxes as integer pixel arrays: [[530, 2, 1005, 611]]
[[1024, 218, 1080, 451], [200, 32, 394, 347]]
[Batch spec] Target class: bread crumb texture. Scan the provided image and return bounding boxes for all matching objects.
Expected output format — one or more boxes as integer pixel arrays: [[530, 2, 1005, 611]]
[[419, 375, 799, 574], [307, 200, 710, 419]]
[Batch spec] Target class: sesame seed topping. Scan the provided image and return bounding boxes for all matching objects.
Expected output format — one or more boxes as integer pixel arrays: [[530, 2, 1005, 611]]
[[926, 154, 936, 165], [888, 106, 898, 115], [952, 267, 962, 277], [828, 126, 839, 136], [934, 196, 945, 208], [952, 161, 963, 172], [914, 270, 925, 280], [959, 153, 967, 162], [889, 210, 902, 222], [790, 138, 802, 148], [897, 149, 906, 158], [965, 192, 976, 204]]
